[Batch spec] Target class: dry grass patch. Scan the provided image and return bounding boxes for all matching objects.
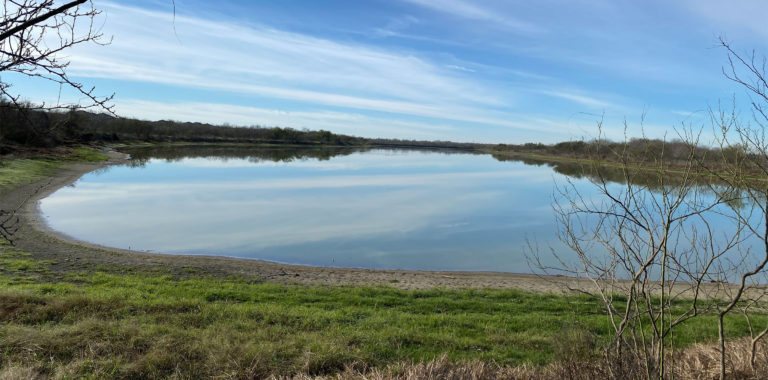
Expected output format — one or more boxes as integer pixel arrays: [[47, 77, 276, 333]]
[[273, 339, 768, 380]]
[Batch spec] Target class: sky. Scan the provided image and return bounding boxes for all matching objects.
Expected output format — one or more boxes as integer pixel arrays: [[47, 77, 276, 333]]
[[9, 0, 768, 143]]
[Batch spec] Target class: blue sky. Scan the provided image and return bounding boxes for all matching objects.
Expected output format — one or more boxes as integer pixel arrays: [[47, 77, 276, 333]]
[[11, 0, 768, 143]]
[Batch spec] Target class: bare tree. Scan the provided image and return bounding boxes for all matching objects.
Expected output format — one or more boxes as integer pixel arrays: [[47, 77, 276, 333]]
[[701, 38, 768, 380], [532, 38, 768, 380], [1, 0, 113, 112], [533, 119, 748, 379]]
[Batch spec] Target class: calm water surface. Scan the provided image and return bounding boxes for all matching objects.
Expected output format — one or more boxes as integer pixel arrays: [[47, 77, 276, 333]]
[[38, 148, 639, 272]]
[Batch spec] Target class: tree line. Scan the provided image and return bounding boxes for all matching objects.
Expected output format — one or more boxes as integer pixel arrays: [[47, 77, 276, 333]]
[[0, 101, 487, 153], [2, 100, 754, 172], [493, 137, 752, 170]]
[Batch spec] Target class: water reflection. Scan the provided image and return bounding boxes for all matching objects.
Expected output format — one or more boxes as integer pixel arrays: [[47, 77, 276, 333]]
[[123, 144, 370, 165], [493, 153, 753, 210], [123, 145, 480, 166], [39, 146, 758, 273]]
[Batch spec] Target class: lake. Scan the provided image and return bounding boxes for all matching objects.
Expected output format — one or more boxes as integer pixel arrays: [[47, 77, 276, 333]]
[[39, 146, 748, 274]]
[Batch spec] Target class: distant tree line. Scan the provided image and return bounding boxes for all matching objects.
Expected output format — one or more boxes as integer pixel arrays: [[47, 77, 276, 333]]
[[0, 101, 756, 172], [493, 138, 752, 169], [0, 102, 486, 153], [0, 101, 367, 150]]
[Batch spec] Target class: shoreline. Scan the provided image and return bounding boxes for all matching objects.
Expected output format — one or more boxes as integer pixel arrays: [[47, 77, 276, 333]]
[[1, 149, 594, 292]]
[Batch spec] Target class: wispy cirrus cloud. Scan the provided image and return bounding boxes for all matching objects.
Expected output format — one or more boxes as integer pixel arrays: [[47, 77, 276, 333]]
[[446, 65, 476, 73], [677, 0, 768, 41], [536, 90, 616, 109], [25, 1, 675, 143], [372, 15, 420, 38], [50, 2, 630, 142], [400, 0, 543, 33], [71, 2, 504, 113]]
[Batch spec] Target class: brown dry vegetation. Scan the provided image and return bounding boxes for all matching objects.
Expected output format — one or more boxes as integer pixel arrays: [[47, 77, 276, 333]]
[[2, 340, 766, 380], [268, 339, 768, 380]]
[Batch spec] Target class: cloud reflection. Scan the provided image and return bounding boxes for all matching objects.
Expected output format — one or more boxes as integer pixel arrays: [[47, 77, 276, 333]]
[[41, 151, 564, 269]]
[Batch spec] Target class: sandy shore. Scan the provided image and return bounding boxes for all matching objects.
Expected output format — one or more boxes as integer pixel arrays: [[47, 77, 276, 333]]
[[0, 151, 600, 292]]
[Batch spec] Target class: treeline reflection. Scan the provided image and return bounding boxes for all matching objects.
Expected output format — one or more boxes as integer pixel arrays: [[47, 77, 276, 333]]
[[493, 154, 750, 209], [122, 145, 749, 208], [123, 145, 369, 166], [122, 145, 480, 167]]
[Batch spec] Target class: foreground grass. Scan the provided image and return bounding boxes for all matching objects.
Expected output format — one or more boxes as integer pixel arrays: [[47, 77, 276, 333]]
[[0, 268, 604, 378], [0, 243, 761, 379]]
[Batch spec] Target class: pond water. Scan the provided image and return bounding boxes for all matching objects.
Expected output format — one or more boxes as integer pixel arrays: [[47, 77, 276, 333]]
[[39, 146, 752, 274]]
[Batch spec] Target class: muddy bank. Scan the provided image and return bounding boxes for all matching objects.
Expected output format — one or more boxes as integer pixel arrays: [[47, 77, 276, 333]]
[[1, 151, 594, 292]]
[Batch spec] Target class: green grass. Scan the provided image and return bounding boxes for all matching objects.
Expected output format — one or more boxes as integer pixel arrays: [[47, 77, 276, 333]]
[[69, 147, 110, 162], [0, 159, 60, 188], [0, 248, 761, 379], [0, 243, 51, 273], [0, 269, 603, 376], [0, 147, 108, 189]]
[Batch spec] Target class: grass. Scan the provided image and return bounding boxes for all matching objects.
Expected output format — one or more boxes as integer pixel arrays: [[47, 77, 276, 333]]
[[0, 267, 605, 378], [0, 241, 52, 273], [0, 158, 60, 188], [0, 146, 108, 189], [224, 338, 768, 379], [0, 241, 762, 379], [69, 147, 110, 162]]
